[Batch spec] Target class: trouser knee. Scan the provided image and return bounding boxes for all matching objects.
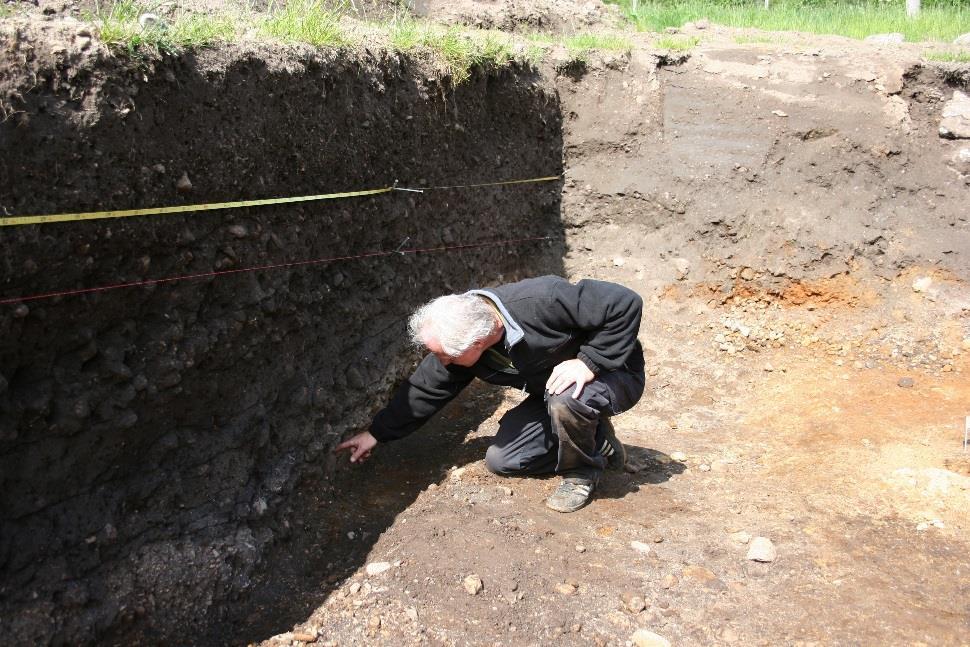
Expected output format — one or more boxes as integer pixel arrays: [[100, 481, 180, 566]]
[[546, 391, 597, 424], [485, 444, 516, 475]]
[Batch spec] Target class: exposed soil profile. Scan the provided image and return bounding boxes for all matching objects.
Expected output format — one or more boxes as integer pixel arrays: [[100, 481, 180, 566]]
[[1, 4, 969, 647]]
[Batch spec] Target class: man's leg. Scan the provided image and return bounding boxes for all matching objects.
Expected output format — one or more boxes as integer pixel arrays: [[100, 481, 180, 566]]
[[485, 393, 558, 476], [545, 367, 645, 512]]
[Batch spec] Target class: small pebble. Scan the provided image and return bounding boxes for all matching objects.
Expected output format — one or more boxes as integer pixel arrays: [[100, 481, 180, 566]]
[[630, 540, 651, 554], [555, 582, 577, 596], [624, 593, 646, 613], [575, 545, 586, 553], [463, 574, 484, 595], [897, 377, 915, 388], [631, 629, 671, 647], [660, 574, 678, 589], [746, 536, 777, 562], [175, 171, 193, 193], [670, 451, 687, 462], [365, 561, 392, 576]]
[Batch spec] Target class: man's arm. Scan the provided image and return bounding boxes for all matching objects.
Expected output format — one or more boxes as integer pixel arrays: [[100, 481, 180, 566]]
[[556, 278, 643, 374], [335, 354, 473, 462], [543, 279, 642, 398], [370, 354, 475, 442]]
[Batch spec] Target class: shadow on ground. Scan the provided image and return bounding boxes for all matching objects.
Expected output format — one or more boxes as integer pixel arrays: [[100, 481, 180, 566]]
[[208, 383, 506, 646]]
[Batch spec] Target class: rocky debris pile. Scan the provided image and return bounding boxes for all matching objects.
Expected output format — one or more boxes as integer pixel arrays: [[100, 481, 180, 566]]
[[703, 284, 967, 376]]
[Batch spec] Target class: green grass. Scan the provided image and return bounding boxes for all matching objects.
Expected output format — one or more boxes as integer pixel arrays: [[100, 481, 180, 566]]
[[608, 0, 970, 43], [563, 32, 633, 62], [657, 34, 702, 50], [261, 0, 347, 47], [93, 0, 239, 54], [87, 2, 637, 78], [925, 50, 970, 62], [733, 32, 786, 44], [388, 19, 534, 82]]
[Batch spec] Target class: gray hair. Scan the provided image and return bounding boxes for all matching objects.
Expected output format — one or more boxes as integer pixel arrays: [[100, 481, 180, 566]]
[[408, 293, 497, 356]]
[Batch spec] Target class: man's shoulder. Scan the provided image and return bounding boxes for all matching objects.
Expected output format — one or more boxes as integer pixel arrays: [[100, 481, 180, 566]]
[[488, 275, 570, 302]]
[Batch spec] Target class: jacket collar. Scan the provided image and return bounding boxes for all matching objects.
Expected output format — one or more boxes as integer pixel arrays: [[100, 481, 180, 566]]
[[467, 289, 524, 348]]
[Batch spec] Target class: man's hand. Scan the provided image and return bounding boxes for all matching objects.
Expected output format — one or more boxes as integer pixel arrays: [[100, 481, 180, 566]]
[[334, 431, 378, 464], [546, 359, 595, 399]]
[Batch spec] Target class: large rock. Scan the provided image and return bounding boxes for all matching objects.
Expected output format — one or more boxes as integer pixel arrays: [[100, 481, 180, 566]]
[[954, 33, 970, 46], [940, 90, 970, 139]]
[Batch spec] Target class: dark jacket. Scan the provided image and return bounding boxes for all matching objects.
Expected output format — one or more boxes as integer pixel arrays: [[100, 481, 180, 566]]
[[370, 276, 644, 442]]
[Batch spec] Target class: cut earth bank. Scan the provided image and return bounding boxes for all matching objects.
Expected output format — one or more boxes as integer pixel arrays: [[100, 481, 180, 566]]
[[1, 11, 970, 647]]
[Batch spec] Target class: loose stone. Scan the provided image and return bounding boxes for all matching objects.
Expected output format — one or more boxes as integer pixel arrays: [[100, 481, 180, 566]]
[[365, 561, 392, 576], [746, 536, 777, 562], [463, 574, 484, 595], [175, 171, 193, 193], [897, 377, 915, 388], [630, 540, 651, 554], [631, 629, 671, 647], [623, 593, 646, 613]]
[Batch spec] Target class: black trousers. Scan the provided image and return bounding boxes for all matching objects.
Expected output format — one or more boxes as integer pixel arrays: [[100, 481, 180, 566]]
[[484, 365, 645, 477]]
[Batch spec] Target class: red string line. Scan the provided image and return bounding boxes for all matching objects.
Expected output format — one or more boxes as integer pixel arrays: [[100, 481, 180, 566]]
[[0, 236, 553, 306]]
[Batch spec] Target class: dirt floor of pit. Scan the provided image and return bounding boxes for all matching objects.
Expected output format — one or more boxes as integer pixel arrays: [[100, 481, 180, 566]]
[[203, 32, 970, 647], [223, 296, 970, 647]]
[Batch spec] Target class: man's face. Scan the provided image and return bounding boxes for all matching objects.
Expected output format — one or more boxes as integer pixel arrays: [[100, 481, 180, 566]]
[[424, 334, 486, 368]]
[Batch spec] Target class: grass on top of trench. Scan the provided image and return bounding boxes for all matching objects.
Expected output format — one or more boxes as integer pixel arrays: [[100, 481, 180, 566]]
[[657, 34, 702, 50], [924, 49, 970, 62], [607, 0, 970, 43], [388, 19, 519, 82], [261, 0, 348, 47], [92, 0, 239, 54]]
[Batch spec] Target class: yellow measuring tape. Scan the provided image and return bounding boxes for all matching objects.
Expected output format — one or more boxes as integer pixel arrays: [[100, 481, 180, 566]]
[[0, 187, 394, 227], [0, 175, 562, 227]]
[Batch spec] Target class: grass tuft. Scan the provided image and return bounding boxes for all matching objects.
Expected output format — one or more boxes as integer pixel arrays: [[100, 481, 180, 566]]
[[388, 20, 525, 83], [924, 50, 970, 63], [733, 33, 784, 44], [657, 34, 701, 50], [93, 0, 238, 54], [607, 0, 970, 43], [261, 0, 347, 47], [563, 32, 633, 63]]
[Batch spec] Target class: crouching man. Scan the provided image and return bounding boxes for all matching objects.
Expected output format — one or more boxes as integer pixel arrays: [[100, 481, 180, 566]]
[[335, 275, 645, 512]]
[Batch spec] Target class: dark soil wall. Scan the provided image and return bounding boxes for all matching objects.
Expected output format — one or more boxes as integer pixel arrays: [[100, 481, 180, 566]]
[[0, 25, 563, 644]]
